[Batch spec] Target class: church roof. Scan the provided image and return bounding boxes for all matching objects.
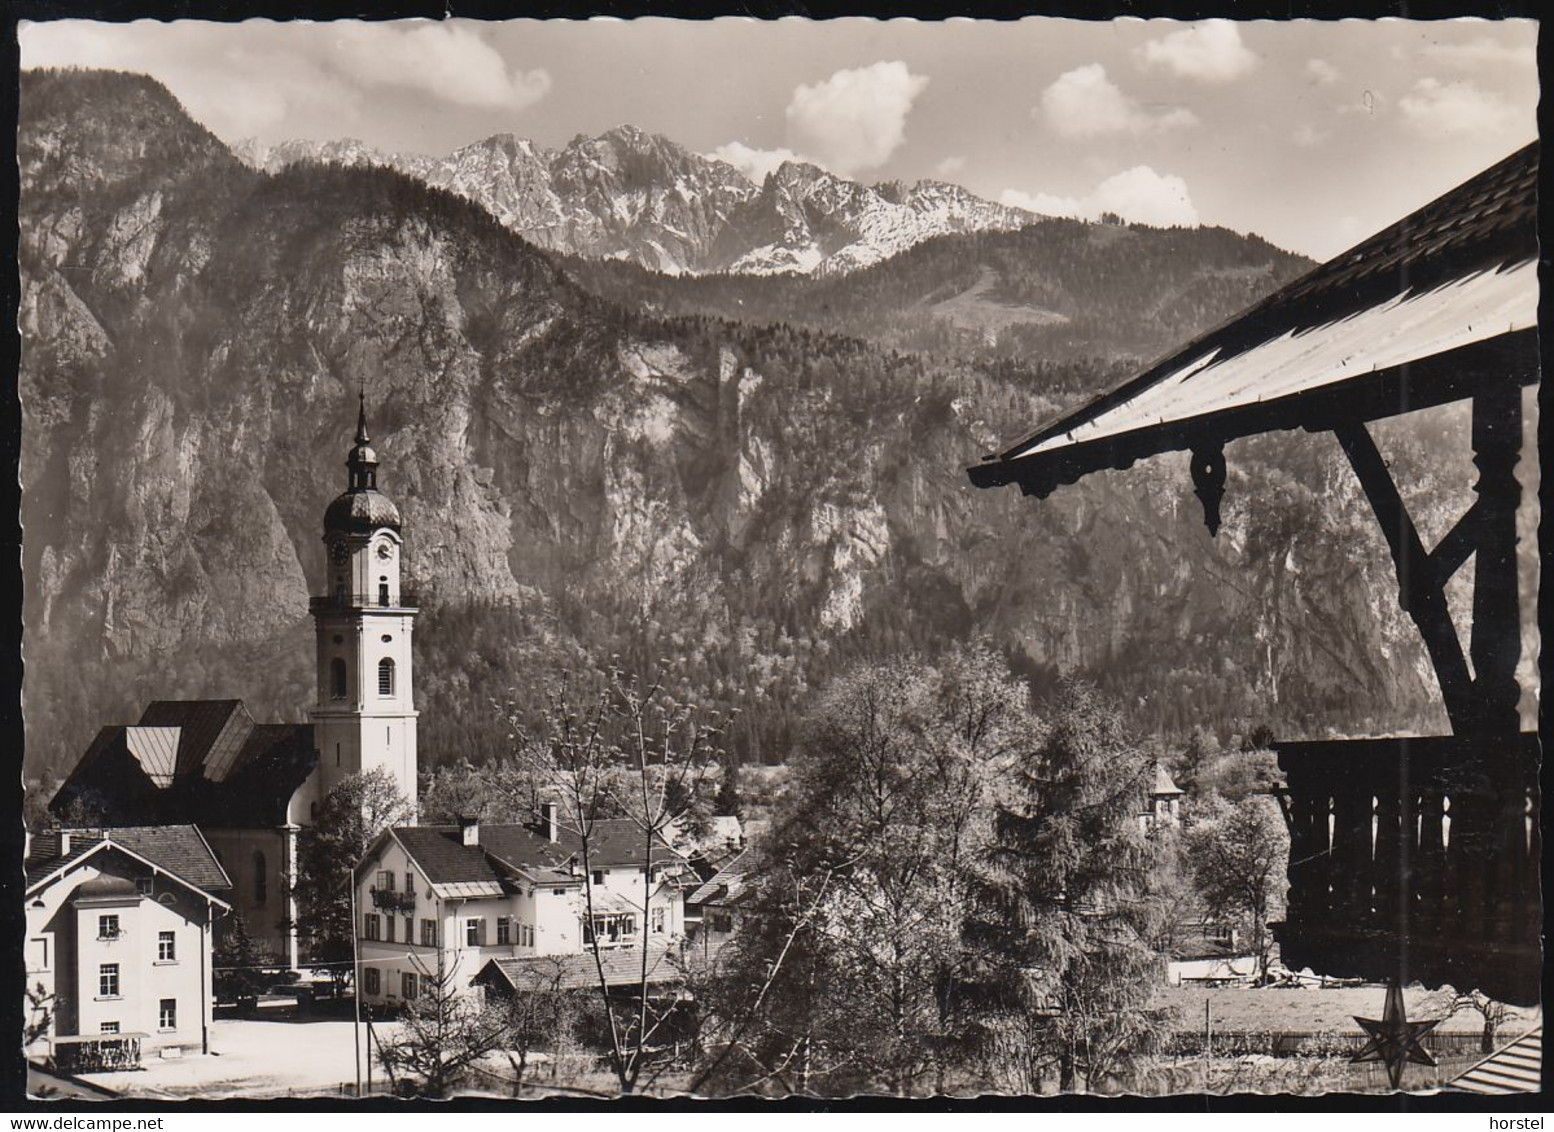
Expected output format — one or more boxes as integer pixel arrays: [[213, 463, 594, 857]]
[[325, 394, 401, 534], [969, 141, 1538, 497], [50, 705, 316, 829]]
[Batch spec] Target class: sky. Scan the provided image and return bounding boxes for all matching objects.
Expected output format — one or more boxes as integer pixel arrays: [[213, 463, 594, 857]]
[[19, 16, 1539, 259]]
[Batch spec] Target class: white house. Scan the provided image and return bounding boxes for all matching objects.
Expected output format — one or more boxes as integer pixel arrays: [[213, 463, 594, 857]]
[[23, 826, 232, 1072], [353, 813, 690, 1008]]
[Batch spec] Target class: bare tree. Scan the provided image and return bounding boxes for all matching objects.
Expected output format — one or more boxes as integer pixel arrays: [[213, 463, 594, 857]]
[[498, 957, 573, 1097], [374, 956, 512, 1098], [1420, 987, 1515, 1054], [499, 663, 728, 1095]]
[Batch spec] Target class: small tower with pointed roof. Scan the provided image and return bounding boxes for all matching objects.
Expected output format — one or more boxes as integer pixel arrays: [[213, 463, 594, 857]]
[[309, 396, 419, 812]]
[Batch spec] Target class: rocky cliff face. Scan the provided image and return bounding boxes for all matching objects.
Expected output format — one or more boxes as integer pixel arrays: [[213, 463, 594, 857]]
[[232, 125, 1034, 277], [21, 70, 1471, 784]]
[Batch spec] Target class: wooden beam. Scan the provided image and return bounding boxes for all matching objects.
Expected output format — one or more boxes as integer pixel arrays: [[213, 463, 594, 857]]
[[1427, 500, 1484, 582], [1333, 421, 1475, 734], [1468, 384, 1523, 735]]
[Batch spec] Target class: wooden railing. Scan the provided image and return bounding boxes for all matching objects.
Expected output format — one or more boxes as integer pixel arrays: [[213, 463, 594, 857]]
[[1272, 733, 1540, 1006]]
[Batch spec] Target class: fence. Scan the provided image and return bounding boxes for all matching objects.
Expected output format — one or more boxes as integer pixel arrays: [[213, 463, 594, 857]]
[[1164, 1028, 1490, 1059]]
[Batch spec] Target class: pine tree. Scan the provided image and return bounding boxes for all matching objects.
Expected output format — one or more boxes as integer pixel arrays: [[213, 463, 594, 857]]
[[962, 680, 1165, 1094]]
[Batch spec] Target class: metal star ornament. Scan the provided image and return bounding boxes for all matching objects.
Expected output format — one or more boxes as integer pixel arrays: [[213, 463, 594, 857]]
[[1351, 982, 1440, 1090]]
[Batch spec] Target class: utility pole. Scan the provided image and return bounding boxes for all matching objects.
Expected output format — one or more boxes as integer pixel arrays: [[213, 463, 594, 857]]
[[351, 874, 362, 1097]]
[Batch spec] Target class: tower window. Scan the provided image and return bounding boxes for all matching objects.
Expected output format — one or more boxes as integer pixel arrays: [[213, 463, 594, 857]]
[[330, 658, 347, 700], [254, 850, 268, 906], [378, 658, 396, 696], [379, 577, 390, 605]]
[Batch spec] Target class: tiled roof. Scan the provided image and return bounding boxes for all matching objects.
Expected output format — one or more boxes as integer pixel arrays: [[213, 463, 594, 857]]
[[480, 942, 688, 992], [388, 819, 681, 891], [970, 141, 1538, 495], [392, 827, 515, 889], [25, 824, 233, 896], [1450, 1026, 1542, 1095], [687, 850, 751, 907]]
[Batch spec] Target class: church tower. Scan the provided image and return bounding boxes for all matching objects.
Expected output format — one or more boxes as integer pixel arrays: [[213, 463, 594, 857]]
[[310, 397, 419, 812]]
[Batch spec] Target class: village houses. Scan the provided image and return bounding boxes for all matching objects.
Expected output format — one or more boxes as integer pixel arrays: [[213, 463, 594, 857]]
[[353, 808, 692, 1008], [24, 825, 233, 1072]]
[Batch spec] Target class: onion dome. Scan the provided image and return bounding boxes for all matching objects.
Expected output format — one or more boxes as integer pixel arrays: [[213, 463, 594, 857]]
[[324, 394, 402, 535]]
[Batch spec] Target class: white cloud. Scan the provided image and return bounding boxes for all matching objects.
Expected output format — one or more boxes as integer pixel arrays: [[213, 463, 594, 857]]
[[1304, 58, 1340, 85], [1001, 188, 1084, 217], [19, 19, 550, 144], [784, 61, 929, 176], [1002, 165, 1199, 228], [1423, 37, 1536, 69], [327, 23, 550, 111], [933, 155, 967, 178], [1039, 64, 1198, 137], [1136, 20, 1258, 83], [1399, 78, 1522, 135], [707, 141, 815, 183], [1292, 123, 1328, 147]]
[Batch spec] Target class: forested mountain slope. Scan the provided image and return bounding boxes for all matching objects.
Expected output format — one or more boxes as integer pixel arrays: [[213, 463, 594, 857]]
[[20, 70, 1459, 787], [558, 222, 1314, 369]]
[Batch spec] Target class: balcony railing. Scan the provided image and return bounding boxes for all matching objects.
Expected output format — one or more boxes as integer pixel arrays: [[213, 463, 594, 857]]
[[310, 590, 420, 613], [1272, 733, 1539, 1006], [370, 888, 416, 914]]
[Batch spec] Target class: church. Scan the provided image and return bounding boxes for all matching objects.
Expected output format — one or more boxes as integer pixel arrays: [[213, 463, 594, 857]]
[[50, 400, 422, 966]]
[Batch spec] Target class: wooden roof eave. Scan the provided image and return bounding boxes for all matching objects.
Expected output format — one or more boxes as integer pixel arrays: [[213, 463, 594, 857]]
[[967, 327, 1538, 497]]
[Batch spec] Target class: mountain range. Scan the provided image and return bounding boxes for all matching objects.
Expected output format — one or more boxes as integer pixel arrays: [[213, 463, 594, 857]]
[[21, 69, 1480, 791], [232, 126, 1037, 277]]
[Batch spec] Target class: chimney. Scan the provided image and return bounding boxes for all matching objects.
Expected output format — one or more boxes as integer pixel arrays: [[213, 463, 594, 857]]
[[59, 830, 71, 855], [458, 815, 479, 848], [540, 801, 559, 843]]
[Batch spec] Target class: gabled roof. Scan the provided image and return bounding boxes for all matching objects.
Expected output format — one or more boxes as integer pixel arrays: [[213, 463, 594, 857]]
[[1450, 1026, 1542, 1095], [25, 825, 234, 905], [969, 141, 1539, 497], [375, 819, 683, 897], [687, 850, 751, 908], [478, 942, 688, 992]]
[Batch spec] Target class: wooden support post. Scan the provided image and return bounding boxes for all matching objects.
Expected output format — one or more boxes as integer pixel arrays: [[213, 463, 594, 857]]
[[1334, 422, 1474, 733], [1468, 384, 1522, 736]]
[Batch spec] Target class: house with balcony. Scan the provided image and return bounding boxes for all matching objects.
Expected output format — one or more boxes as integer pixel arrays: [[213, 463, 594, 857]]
[[23, 825, 232, 1073], [353, 811, 691, 1010]]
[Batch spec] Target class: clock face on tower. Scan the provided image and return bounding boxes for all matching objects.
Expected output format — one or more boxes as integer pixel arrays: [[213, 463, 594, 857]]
[[377, 543, 394, 560]]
